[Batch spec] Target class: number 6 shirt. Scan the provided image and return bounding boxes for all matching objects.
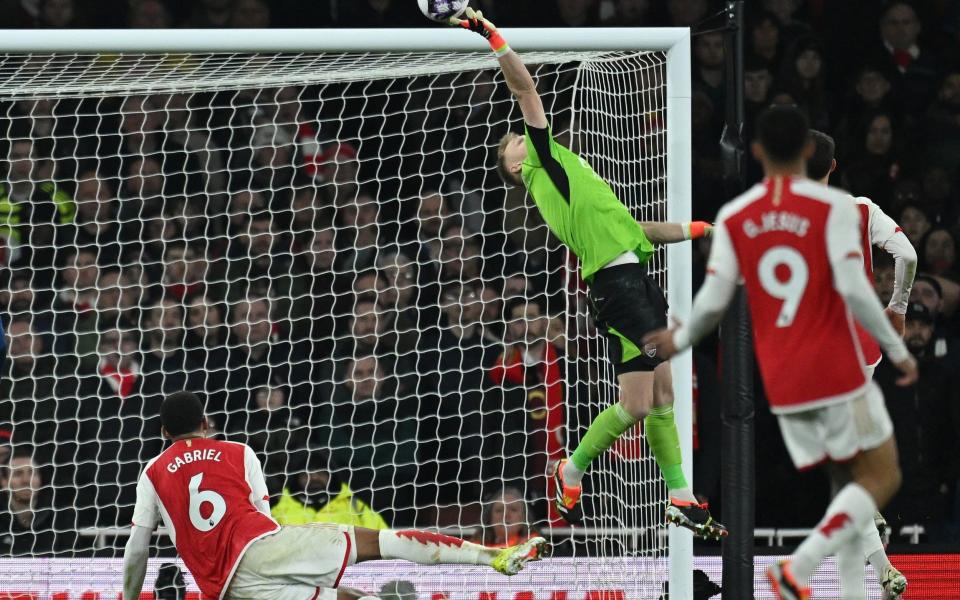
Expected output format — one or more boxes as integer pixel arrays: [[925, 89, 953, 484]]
[[707, 177, 895, 413], [132, 437, 280, 599]]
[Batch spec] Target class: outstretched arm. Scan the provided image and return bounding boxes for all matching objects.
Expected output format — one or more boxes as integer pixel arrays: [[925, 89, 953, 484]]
[[453, 8, 548, 128], [639, 221, 713, 244], [122, 525, 152, 599]]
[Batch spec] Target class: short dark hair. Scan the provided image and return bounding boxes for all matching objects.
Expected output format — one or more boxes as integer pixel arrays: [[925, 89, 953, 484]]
[[807, 130, 836, 180], [756, 106, 810, 164], [161, 392, 204, 437]]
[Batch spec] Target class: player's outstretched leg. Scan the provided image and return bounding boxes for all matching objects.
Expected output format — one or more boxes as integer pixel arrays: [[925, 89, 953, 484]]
[[356, 528, 548, 576], [865, 513, 906, 599]]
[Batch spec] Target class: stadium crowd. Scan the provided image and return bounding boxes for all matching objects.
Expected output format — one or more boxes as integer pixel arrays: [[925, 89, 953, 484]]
[[0, 0, 957, 559]]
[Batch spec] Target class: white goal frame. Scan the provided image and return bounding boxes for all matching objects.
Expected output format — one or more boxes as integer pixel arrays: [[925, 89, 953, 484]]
[[0, 27, 693, 599]]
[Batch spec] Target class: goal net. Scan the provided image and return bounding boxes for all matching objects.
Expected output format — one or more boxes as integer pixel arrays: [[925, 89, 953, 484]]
[[0, 30, 691, 598]]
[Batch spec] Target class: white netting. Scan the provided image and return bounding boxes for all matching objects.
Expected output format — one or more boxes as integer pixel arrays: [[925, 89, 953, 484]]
[[0, 48, 671, 596]]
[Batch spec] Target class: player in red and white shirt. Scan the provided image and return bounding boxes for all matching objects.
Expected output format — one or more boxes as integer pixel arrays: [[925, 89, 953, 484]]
[[644, 107, 918, 600], [122, 392, 546, 600], [807, 130, 916, 599]]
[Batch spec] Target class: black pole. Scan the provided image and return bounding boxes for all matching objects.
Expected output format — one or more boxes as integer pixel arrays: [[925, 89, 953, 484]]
[[718, 2, 755, 599]]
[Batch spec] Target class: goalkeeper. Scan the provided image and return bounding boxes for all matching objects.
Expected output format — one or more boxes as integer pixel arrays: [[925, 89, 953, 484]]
[[453, 8, 725, 539]]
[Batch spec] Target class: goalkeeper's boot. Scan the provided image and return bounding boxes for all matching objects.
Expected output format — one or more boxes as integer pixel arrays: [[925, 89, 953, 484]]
[[551, 459, 584, 525], [665, 498, 728, 540], [491, 536, 549, 576], [875, 511, 892, 546], [766, 560, 811, 600], [880, 564, 907, 599]]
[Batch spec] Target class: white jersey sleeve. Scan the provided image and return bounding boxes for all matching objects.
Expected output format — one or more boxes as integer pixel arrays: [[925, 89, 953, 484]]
[[131, 468, 161, 530], [673, 216, 739, 351], [243, 444, 272, 517], [827, 200, 910, 363], [866, 200, 917, 313]]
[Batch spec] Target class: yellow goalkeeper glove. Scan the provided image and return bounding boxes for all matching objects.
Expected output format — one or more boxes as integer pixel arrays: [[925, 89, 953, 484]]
[[450, 7, 510, 56]]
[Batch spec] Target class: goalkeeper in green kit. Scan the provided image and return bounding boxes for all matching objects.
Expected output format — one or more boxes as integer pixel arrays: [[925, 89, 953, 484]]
[[453, 8, 726, 539]]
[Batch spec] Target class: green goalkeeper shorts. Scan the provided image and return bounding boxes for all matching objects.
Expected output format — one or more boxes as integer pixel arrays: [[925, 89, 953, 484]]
[[588, 263, 668, 374]]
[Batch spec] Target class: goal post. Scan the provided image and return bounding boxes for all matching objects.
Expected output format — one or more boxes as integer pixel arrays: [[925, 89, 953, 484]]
[[0, 27, 692, 598]]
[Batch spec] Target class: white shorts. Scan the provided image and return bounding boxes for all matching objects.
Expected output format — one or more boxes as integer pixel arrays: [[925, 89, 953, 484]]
[[225, 524, 357, 600], [777, 382, 893, 471]]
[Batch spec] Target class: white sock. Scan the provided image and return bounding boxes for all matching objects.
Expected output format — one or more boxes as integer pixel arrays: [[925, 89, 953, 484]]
[[862, 518, 892, 583], [791, 483, 877, 584], [378, 529, 497, 566], [837, 537, 867, 600], [562, 458, 586, 486], [669, 487, 698, 504]]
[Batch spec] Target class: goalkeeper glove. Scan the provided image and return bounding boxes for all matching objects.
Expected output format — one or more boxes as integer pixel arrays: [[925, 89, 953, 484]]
[[450, 7, 510, 57], [683, 221, 713, 240]]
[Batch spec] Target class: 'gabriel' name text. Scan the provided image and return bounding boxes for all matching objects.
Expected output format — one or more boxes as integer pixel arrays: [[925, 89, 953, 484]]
[[167, 448, 223, 473]]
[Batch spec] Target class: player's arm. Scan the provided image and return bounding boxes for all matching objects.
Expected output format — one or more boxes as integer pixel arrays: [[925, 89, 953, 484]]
[[869, 203, 918, 335], [453, 8, 548, 128], [829, 201, 917, 384], [639, 221, 713, 244], [123, 470, 161, 599], [244, 444, 273, 516], [643, 217, 740, 357], [122, 525, 152, 599]]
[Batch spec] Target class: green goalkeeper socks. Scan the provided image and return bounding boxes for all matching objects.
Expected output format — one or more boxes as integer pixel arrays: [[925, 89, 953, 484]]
[[644, 404, 689, 492], [568, 404, 639, 484]]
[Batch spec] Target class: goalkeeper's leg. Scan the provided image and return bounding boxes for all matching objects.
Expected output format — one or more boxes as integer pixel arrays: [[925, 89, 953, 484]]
[[354, 528, 547, 576]]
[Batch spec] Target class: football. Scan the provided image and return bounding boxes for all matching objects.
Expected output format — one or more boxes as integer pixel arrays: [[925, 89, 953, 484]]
[[417, 0, 469, 23]]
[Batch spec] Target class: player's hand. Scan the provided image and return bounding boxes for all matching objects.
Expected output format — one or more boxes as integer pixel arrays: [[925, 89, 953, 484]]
[[643, 326, 679, 360], [884, 307, 906, 338], [893, 355, 918, 386], [450, 6, 498, 39]]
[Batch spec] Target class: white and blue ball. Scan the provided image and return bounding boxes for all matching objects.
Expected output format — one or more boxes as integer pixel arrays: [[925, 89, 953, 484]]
[[417, 0, 469, 22]]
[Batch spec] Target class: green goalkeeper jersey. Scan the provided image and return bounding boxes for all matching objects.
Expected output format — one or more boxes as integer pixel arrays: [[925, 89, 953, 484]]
[[520, 125, 654, 283]]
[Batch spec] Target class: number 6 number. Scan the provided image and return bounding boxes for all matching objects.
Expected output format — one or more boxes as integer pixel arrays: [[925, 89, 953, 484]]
[[189, 472, 226, 532], [758, 246, 809, 328]]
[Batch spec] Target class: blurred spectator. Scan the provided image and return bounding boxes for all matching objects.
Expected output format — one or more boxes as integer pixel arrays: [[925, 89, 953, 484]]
[[183, 0, 233, 27], [600, 0, 651, 27], [270, 447, 387, 529], [313, 355, 417, 524], [61, 170, 121, 266], [923, 72, 960, 173], [666, 0, 707, 27], [95, 268, 125, 329], [761, 0, 811, 46], [230, 0, 270, 28], [52, 246, 100, 367], [841, 111, 910, 207], [875, 302, 960, 531], [0, 137, 75, 272], [898, 203, 932, 247], [421, 281, 496, 504], [748, 11, 783, 70], [183, 293, 230, 415], [127, 0, 172, 28], [488, 298, 565, 500], [919, 227, 959, 279], [377, 250, 423, 336], [37, 0, 80, 28], [335, 193, 379, 273], [336, 0, 423, 28], [226, 211, 289, 300], [919, 165, 959, 225], [870, 1, 943, 114], [245, 382, 309, 471], [223, 297, 313, 434], [162, 93, 227, 194], [0, 449, 81, 556], [162, 242, 208, 301], [476, 485, 536, 548], [780, 35, 831, 129], [0, 318, 86, 471], [546, 0, 600, 27], [692, 32, 725, 118], [96, 326, 140, 403], [744, 56, 774, 122]]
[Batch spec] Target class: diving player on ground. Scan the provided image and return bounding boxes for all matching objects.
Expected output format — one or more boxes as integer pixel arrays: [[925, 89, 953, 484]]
[[122, 392, 546, 600], [808, 130, 915, 599], [645, 107, 917, 600], [452, 7, 724, 539]]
